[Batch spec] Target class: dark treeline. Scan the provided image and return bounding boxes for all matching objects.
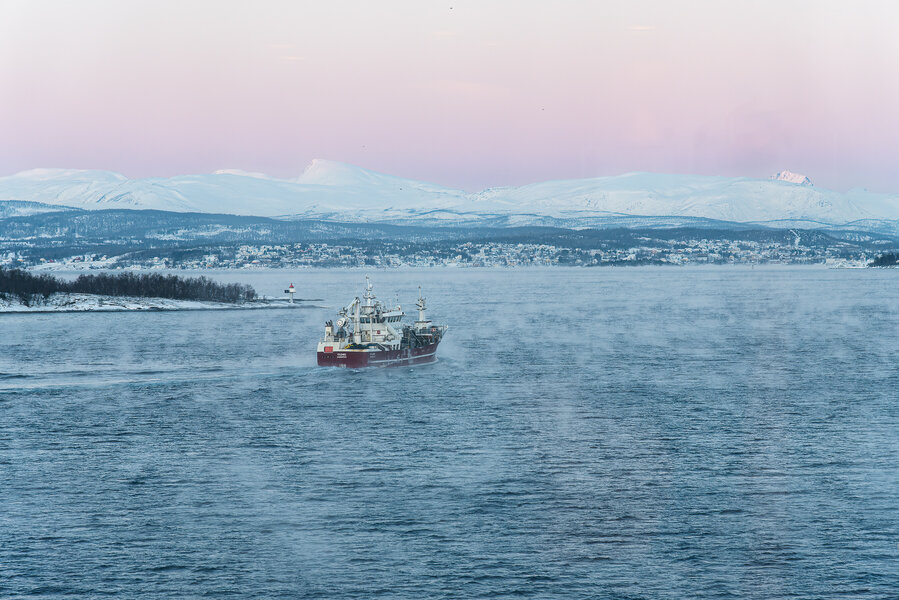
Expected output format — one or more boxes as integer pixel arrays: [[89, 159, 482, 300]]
[[0, 209, 455, 245], [869, 253, 899, 267], [0, 268, 257, 304]]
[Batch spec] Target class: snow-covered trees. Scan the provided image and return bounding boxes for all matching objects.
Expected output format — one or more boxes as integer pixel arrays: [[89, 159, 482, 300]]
[[0, 268, 256, 304]]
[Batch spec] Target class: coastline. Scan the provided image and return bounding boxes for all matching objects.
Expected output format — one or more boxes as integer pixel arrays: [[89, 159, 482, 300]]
[[0, 293, 320, 314]]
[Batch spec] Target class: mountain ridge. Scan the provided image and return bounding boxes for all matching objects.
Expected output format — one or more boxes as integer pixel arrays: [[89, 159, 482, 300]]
[[2, 161, 898, 232]]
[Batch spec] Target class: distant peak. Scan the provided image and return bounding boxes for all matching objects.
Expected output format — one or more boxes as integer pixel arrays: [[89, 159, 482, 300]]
[[304, 158, 348, 171], [771, 170, 813, 186], [296, 159, 384, 186], [212, 169, 274, 180], [8, 168, 128, 182]]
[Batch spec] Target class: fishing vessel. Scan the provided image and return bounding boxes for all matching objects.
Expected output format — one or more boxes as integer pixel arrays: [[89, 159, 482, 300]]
[[317, 278, 448, 368]]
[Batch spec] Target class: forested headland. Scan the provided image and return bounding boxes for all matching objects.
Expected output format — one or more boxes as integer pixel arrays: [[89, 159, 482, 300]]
[[0, 268, 257, 304], [869, 253, 899, 267]]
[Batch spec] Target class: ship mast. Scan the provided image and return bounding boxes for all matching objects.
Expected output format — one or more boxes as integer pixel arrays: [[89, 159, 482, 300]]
[[364, 276, 376, 343], [416, 286, 426, 321], [363, 276, 374, 306], [353, 297, 362, 344], [415, 286, 431, 331]]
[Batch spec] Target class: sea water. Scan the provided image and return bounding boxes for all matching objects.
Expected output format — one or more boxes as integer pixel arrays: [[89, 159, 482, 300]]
[[1, 267, 897, 598]]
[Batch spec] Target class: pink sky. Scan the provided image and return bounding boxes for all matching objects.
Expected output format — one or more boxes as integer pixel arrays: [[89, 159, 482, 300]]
[[2, 0, 898, 192]]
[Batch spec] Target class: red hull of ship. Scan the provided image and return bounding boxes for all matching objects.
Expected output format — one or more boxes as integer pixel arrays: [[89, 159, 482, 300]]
[[317, 342, 441, 368]]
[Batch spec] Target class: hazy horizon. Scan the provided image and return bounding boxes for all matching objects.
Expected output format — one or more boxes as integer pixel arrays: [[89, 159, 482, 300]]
[[3, 1, 899, 193], [0, 160, 858, 196]]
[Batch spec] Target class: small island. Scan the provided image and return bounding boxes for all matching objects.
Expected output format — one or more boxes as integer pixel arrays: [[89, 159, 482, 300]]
[[0, 268, 275, 313]]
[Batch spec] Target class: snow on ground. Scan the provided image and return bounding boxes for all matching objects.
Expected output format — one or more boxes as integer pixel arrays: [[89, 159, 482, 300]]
[[0, 293, 302, 313], [27, 257, 127, 271]]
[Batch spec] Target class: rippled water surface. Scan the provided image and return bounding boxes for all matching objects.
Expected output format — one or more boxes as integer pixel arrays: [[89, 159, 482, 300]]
[[2, 267, 898, 599]]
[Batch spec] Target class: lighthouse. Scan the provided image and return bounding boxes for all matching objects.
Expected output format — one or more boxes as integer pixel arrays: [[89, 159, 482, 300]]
[[284, 283, 296, 304]]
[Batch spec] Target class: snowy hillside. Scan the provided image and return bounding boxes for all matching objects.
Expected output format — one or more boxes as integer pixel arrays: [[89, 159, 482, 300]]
[[771, 170, 813, 186], [0, 161, 470, 219], [0, 199, 81, 218], [472, 172, 899, 226], [2, 160, 898, 230]]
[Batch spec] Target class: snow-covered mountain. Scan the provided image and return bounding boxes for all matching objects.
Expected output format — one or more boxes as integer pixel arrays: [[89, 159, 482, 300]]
[[771, 170, 813, 186], [0, 161, 470, 220], [2, 160, 898, 231]]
